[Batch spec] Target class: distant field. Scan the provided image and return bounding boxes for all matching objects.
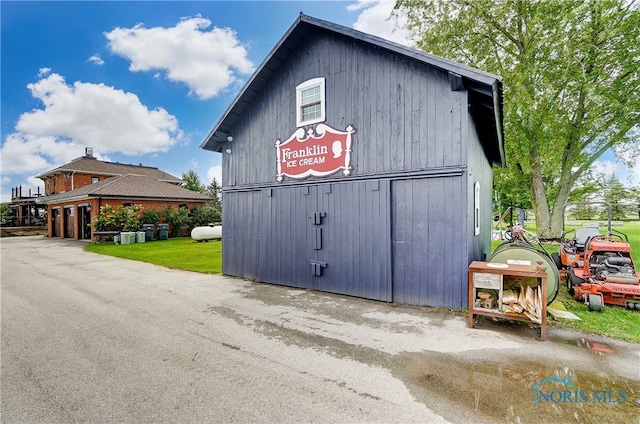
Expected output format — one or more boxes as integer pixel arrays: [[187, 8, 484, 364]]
[[492, 221, 639, 264]]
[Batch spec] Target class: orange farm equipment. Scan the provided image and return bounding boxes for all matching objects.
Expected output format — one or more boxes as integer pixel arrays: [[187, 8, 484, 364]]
[[556, 202, 640, 312]]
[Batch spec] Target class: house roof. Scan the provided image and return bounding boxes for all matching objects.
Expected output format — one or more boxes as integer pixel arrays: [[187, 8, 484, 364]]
[[38, 174, 212, 205], [36, 155, 183, 184], [200, 13, 505, 166]]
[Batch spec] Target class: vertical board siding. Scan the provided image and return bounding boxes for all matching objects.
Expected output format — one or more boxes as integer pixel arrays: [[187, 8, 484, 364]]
[[225, 181, 392, 302], [224, 33, 464, 188], [259, 186, 314, 288], [219, 30, 492, 310], [391, 176, 467, 308], [466, 118, 494, 268], [222, 190, 262, 280], [316, 181, 392, 301]]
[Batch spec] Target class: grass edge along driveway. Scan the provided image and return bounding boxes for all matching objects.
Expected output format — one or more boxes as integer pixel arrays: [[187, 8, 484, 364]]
[[85, 237, 222, 274], [86, 230, 640, 344]]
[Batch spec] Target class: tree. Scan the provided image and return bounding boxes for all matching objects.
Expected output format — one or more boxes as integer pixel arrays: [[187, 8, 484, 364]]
[[182, 170, 205, 193], [204, 178, 222, 213], [191, 204, 221, 227], [629, 186, 640, 220], [162, 205, 191, 237], [601, 175, 629, 220], [395, 0, 640, 239], [0, 203, 10, 219]]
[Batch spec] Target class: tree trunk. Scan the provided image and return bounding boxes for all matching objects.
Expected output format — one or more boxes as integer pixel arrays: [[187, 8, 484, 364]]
[[530, 154, 574, 241], [530, 152, 552, 240]]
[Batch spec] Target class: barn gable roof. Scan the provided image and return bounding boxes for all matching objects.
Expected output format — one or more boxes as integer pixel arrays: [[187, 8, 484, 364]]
[[200, 13, 505, 166]]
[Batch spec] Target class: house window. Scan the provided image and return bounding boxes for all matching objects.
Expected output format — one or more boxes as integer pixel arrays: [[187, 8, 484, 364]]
[[296, 78, 325, 127], [91, 177, 99, 184]]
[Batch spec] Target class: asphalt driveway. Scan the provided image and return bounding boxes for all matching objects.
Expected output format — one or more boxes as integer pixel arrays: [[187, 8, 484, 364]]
[[1, 236, 639, 423]]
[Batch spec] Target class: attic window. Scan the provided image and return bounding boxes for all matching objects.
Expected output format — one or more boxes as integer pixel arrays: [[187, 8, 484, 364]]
[[91, 176, 99, 184], [296, 78, 325, 127]]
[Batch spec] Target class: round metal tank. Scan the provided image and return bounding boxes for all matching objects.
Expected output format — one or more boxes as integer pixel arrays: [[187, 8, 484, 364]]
[[490, 243, 560, 305], [191, 225, 222, 241]]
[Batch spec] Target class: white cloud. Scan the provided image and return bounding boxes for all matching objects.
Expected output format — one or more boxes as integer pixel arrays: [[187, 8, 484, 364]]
[[0, 176, 45, 203], [591, 160, 618, 180], [348, 0, 413, 46], [88, 54, 105, 66], [1, 133, 66, 174], [206, 164, 222, 185], [0, 70, 183, 175], [105, 16, 255, 100]]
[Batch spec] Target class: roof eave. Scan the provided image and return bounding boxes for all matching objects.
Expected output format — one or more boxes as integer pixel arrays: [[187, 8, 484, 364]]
[[201, 13, 505, 163]]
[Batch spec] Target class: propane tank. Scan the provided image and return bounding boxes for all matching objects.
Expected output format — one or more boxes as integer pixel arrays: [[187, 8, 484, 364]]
[[489, 226, 560, 305]]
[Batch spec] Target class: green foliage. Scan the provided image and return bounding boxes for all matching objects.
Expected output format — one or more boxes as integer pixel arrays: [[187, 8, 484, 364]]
[[0, 203, 11, 218], [629, 187, 640, 220], [182, 170, 205, 193], [92, 204, 142, 232], [139, 210, 160, 225], [601, 175, 630, 220], [571, 203, 601, 221], [162, 205, 191, 236], [396, 0, 640, 238], [568, 169, 605, 204], [191, 204, 221, 227], [204, 178, 222, 213]]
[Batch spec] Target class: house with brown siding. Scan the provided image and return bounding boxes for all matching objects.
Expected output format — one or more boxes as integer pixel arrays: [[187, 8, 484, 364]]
[[36, 148, 212, 240]]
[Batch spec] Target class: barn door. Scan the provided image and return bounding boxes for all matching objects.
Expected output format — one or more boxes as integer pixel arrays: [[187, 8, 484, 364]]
[[258, 181, 391, 301], [312, 181, 392, 301], [258, 186, 316, 289], [391, 177, 467, 308]]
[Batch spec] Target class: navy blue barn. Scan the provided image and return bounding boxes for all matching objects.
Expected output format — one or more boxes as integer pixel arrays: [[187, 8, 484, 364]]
[[201, 14, 505, 309]]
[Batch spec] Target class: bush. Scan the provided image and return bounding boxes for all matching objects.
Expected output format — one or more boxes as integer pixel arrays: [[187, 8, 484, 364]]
[[140, 210, 160, 225], [191, 204, 221, 227], [162, 205, 191, 237], [93, 204, 141, 232]]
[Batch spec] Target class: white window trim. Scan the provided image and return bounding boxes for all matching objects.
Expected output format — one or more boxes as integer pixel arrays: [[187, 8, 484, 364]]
[[296, 77, 326, 127], [474, 181, 481, 236]]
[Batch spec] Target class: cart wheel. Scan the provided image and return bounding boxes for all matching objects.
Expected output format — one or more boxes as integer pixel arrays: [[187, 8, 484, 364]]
[[587, 294, 603, 312]]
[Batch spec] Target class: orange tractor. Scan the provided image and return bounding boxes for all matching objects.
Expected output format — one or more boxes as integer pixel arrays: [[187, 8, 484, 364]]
[[555, 202, 640, 312]]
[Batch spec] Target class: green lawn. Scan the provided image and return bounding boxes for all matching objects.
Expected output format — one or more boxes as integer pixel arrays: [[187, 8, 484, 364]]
[[492, 221, 640, 343], [85, 237, 222, 274]]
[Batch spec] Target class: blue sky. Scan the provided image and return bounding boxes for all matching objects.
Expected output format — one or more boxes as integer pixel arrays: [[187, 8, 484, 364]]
[[1, 0, 411, 202], [1, 1, 637, 203]]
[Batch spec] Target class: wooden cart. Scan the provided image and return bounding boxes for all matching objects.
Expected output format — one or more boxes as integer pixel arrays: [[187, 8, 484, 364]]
[[468, 261, 548, 340]]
